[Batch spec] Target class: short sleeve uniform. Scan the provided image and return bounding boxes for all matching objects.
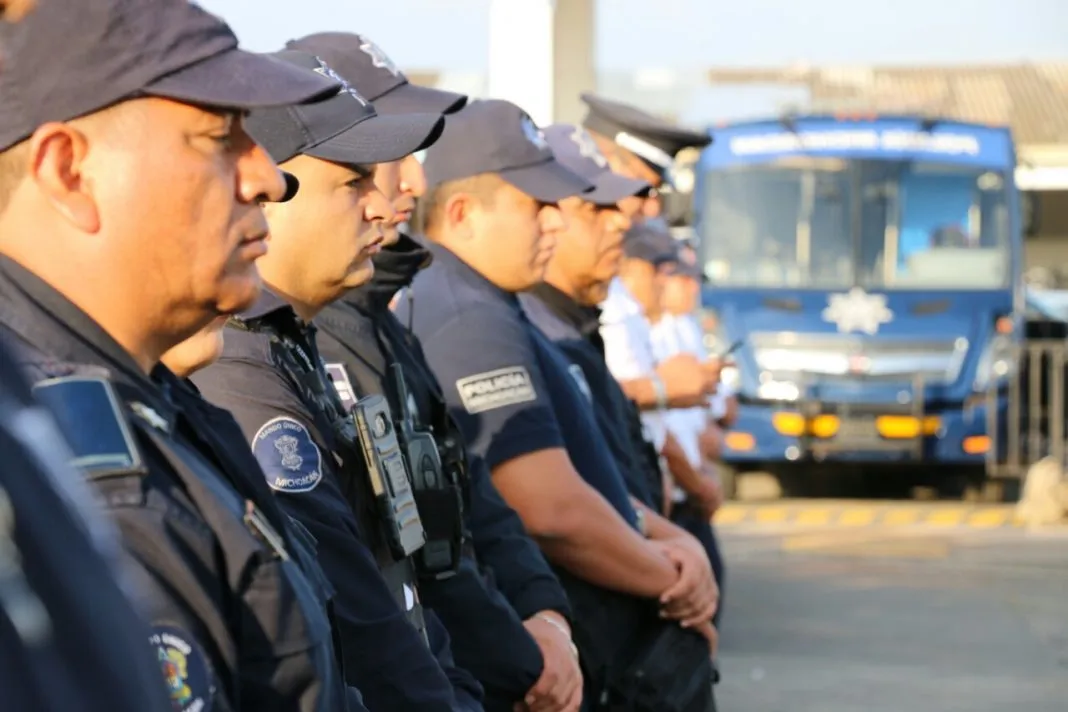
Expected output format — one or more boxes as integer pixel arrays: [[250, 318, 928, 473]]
[[395, 245, 638, 528]]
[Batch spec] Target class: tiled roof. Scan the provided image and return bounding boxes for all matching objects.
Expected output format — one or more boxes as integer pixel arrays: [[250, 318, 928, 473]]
[[705, 63, 1068, 146]]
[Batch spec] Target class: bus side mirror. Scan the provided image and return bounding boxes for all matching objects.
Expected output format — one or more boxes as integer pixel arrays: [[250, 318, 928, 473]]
[[1022, 191, 1041, 237]]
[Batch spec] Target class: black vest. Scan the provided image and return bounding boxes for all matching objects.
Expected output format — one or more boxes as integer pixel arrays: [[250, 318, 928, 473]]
[[0, 261, 346, 712], [228, 306, 429, 641]]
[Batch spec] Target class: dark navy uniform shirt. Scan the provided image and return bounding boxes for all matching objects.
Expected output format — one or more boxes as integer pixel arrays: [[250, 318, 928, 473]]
[[0, 258, 347, 712], [0, 331, 173, 712], [317, 235, 574, 709], [191, 289, 481, 712], [394, 243, 639, 529], [520, 283, 662, 511]]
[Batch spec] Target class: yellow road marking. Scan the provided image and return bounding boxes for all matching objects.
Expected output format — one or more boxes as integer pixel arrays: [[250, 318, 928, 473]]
[[753, 507, 789, 523], [967, 509, 1010, 528], [713, 506, 746, 524], [839, 509, 877, 526], [926, 509, 966, 527], [883, 509, 920, 526], [795, 509, 832, 526], [712, 501, 1032, 529]]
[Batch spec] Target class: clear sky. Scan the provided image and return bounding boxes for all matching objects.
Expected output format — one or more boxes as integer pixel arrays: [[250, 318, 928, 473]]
[[202, 0, 1068, 71]]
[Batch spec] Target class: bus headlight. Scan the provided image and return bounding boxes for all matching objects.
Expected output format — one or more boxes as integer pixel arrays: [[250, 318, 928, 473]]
[[973, 335, 1016, 392]]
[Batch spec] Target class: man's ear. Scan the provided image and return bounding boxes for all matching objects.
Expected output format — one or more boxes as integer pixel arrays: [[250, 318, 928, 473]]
[[28, 122, 100, 233], [444, 191, 477, 241]]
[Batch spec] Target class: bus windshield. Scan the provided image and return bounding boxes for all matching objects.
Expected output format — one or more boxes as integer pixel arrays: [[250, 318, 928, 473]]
[[698, 156, 1011, 290]]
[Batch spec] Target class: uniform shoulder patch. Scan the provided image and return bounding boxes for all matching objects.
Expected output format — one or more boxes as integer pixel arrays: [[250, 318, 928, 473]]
[[455, 366, 537, 414], [251, 416, 323, 493], [568, 363, 594, 404], [150, 624, 215, 712]]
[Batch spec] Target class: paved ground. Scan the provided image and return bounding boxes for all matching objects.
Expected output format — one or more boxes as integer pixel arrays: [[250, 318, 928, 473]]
[[712, 509, 1068, 712]]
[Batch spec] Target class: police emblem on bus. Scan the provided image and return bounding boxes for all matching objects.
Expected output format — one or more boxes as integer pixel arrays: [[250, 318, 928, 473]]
[[821, 287, 893, 335]]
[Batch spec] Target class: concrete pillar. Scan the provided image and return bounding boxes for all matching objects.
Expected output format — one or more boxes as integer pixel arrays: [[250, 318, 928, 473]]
[[486, 0, 596, 126], [552, 0, 596, 125]]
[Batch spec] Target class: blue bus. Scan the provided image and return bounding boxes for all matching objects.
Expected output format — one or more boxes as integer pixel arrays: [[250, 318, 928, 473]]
[[691, 115, 1021, 491]]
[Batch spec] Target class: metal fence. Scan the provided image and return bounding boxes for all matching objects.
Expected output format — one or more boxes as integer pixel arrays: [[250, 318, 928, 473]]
[[985, 339, 1068, 478]]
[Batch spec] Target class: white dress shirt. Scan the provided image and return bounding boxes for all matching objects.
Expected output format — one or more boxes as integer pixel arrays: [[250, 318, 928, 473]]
[[599, 278, 667, 452], [650, 313, 708, 469]]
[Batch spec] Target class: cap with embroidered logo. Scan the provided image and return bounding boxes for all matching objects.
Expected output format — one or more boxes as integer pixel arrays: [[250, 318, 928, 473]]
[[422, 99, 592, 204], [543, 124, 651, 207], [286, 32, 468, 116], [0, 0, 341, 151], [244, 50, 445, 167]]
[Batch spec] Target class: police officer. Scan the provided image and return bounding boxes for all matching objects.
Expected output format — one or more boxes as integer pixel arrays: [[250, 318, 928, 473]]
[[580, 95, 730, 618], [189, 49, 485, 712], [0, 2, 173, 709], [608, 222, 730, 626], [575, 98, 715, 457], [651, 241, 736, 622], [395, 99, 717, 710], [282, 31, 583, 712], [162, 317, 376, 712], [515, 124, 725, 658], [0, 1, 360, 710], [516, 123, 667, 513], [580, 93, 712, 221], [0, 339, 175, 712]]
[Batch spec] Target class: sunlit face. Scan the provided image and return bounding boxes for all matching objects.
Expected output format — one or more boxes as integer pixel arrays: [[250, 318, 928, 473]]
[[468, 181, 565, 291], [660, 272, 700, 316], [372, 153, 426, 247], [84, 99, 282, 316], [260, 154, 393, 300], [619, 257, 659, 315], [554, 196, 632, 305]]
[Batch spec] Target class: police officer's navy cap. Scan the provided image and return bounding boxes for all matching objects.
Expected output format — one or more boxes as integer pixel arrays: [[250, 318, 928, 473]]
[[286, 32, 468, 116], [622, 220, 678, 266], [245, 50, 446, 167], [673, 241, 704, 279], [543, 124, 651, 207], [423, 99, 593, 204], [580, 92, 712, 173], [0, 0, 342, 151]]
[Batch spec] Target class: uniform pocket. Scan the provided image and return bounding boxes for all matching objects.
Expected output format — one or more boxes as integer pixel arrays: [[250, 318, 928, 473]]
[[238, 556, 338, 712]]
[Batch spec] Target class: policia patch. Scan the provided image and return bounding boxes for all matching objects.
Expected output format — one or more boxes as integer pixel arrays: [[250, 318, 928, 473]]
[[456, 366, 537, 414], [150, 625, 214, 712]]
